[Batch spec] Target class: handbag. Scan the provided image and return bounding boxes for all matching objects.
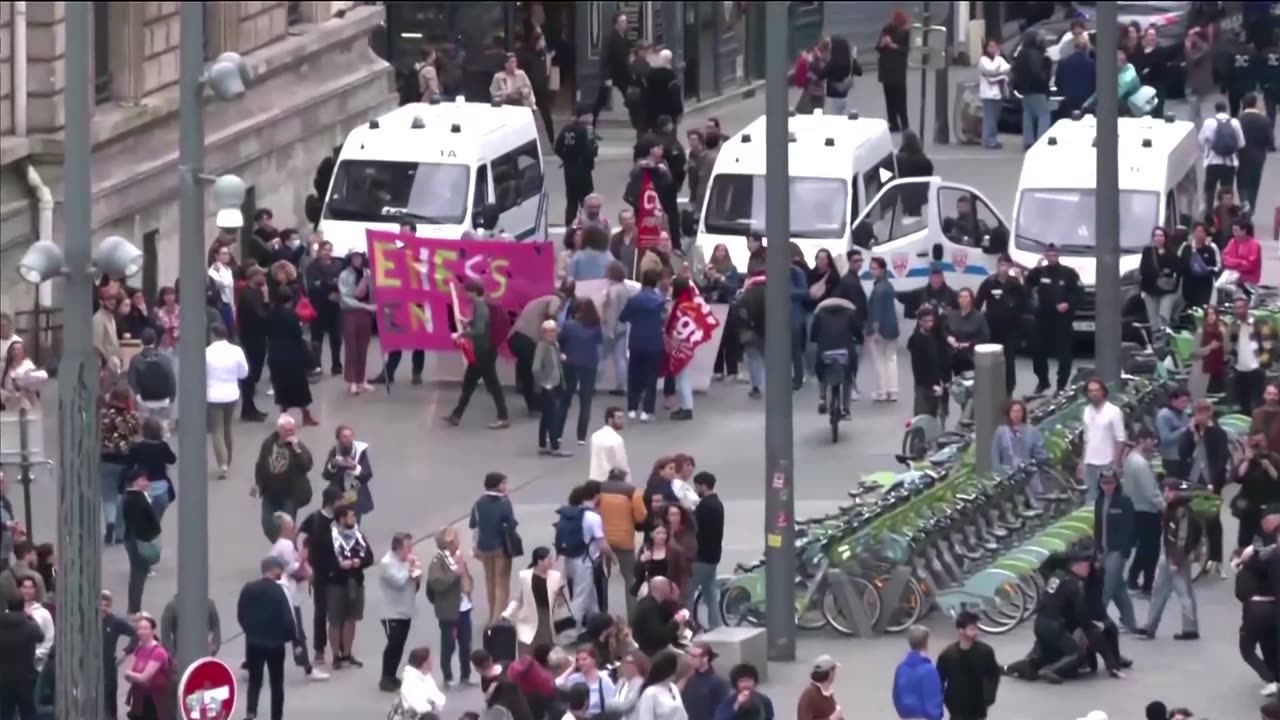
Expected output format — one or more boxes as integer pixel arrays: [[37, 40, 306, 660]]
[[136, 538, 162, 566], [296, 296, 318, 324], [501, 521, 524, 558], [552, 587, 577, 635]]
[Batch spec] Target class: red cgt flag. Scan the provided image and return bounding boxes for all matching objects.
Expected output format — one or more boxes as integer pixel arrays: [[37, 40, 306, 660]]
[[636, 169, 664, 250], [662, 287, 720, 378]]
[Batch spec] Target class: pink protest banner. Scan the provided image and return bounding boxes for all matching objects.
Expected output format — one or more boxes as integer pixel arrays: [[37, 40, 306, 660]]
[[366, 230, 555, 353]]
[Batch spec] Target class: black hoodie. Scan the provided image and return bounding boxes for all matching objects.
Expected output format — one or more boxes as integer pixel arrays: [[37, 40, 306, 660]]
[[0, 610, 43, 682], [1013, 31, 1051, 95], [643, 66, 684, 131]]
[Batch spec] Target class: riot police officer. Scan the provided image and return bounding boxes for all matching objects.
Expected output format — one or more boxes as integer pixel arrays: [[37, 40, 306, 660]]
[[554, 104, 599, 227], [1031, 547, 1092, 684], [1024, 243, 1082, 394], [975, 254, 1026, 395]]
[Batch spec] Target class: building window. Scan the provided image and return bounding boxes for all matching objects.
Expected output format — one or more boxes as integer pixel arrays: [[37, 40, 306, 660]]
[[287, 1, 304, 26], [141, 229, 160, 303], [93, 5, 112, 104], [204, 2, 216, 61], [238, 185, 257, 265]]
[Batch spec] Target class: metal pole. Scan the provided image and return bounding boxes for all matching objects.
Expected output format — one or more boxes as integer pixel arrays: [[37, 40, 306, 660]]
[[18, 408, 34, 536], [933, 5, 952, 144], [1094, 5, 1121, 384], [973, 344, 1005, 475], [58, 4, 103, 719], [918, 3, 931, 139], [177, 0, 211, 672], [763, 0, 796, 662]]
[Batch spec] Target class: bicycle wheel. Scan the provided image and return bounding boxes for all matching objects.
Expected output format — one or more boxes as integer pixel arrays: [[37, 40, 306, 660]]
[[875, 574, 926, 633], [977, 578, 1027, 635], [720, 585, 762, 627], [797, 579, 830, 630], [821, 575, 882, 636], [902, 426, 928, 459], [1189, 535, 1211, 583]]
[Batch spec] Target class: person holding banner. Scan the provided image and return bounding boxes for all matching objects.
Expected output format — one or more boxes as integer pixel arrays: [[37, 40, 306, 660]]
[[445, 280, 511, 430], [620, 268, 667, 422], [665, 278, 708, 421], [338, 252, 377, 396]]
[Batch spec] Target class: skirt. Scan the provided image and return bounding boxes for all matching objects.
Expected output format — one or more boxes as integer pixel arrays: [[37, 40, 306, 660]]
[[269, 364, 312, 409], [342, 310, 374, 383]]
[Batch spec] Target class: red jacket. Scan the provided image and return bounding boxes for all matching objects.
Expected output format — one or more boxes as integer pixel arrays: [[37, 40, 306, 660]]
[[508, 655, 555, 699], [1223, 236, 1262, 284]]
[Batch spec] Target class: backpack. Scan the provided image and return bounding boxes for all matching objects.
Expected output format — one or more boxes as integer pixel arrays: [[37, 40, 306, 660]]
[[1210, 118, 1241, 157], [1187, 246, 1211, 277], [732, 292, 758, 346], [553, 505, 588, 558], [488, 301, 512, 347], [134, 355, 170, 400]]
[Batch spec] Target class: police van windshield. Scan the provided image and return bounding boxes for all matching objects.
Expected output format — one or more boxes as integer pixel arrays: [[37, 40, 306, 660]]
[[324, 160, 471, 226], [1014, 189, 1158, 254], [703, 174, 847, 239]]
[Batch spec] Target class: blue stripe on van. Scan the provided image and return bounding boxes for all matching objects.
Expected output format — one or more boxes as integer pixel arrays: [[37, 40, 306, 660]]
[[859, 262, 991, 280]]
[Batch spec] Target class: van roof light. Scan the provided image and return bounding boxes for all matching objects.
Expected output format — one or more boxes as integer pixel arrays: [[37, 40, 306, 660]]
[[1046, 136, 1057, 146], [824, 137, 835, 146], [1163, 112, 1176, 123], [451, 123, 462, 133], [368, 118, 379, 129], [410, 115, 426, 129], [741, 133, 752, 143], [846, 111, 859, 120], [1070, 110, 1082, 121], [1141, 138, 1153, 148], [490, 98, 502, 108], [455, 96, 465, 104], [428, 95, 442, 105]]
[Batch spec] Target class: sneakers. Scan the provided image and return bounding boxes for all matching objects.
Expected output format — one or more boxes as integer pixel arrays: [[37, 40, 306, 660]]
[[1262, 681, 1278, 696], [377, 677, 398, 692], [487, 420, 511, 430], [1172, 631, 1200, 641], [849, 388, 861, 402], [748, 388, 761, 399], [639, 412, 652, 423], [627, 410, 638, 419], [670, 409, 693, 421], [309, 669, 331, 682], [217, 465, 228, 480]]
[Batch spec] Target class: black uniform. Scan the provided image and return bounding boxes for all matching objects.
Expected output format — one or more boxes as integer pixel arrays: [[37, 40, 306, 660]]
[[1031, 569, 1088, 681], [907, 324, 951, 419], [907, 282, 959, 334], [1237, 546, 1278, 684], [1024, 262, 1082, 393], [1226, 43, 1260, 117], [554, 120, 598, 227], [1262, 43, 1280, 151], [975, 273, 1025, 395]]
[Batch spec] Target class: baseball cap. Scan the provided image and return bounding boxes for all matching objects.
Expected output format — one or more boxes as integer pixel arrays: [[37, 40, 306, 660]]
[[811, 654, 838, 673]]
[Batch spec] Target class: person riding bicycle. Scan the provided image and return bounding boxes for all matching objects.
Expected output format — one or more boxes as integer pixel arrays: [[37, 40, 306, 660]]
[[810, 296, 861, 419]]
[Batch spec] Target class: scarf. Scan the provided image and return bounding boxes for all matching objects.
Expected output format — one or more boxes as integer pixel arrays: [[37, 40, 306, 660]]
[[331, 522, 368, 562]]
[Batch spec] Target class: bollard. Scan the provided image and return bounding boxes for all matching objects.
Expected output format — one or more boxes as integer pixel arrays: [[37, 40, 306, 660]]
[[870, 566, 914, 634], [974, 343, 1006, 475], [826, 569, 875, 638]]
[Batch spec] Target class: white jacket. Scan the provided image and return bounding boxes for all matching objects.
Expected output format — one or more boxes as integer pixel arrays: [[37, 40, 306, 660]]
[[977, 54, 1011, 100], [635, 682, 688, 720], [1199, 113, 1245, 167], [399, 665, 446, 715], [29, 603, 54, 671], [502, 568, 565, 645], [589, 425, 630, 482]]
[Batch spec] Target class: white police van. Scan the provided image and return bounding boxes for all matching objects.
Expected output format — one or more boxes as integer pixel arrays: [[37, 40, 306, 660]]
[[319, 98, 548, 255], [1008, 114, 1199, 336], [847, 175, 1010, 296], [694, 110, 897, 272]]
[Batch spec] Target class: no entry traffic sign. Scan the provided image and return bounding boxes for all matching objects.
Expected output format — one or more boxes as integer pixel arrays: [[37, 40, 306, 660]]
[[177, 656, 237, 720]]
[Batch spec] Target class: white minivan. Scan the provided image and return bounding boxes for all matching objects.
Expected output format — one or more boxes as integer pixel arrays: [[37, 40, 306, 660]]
[[1008, 114, 1200, 336], [319, 98, 548, 256], [694, 110, 896, 271]]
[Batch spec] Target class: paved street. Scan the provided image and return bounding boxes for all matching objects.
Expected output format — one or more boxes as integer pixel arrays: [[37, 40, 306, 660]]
[[13, 69, 1280, 719]]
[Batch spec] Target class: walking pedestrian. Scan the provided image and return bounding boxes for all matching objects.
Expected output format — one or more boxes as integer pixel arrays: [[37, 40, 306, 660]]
[[205, 322, 247, 479], [325, 505, 374, 668], [268, 513, 329, 682], [891, 625, 943, 720], [469, 471, 519, 625], [935, 611, 1001, 720], [594, 12, 631, 130], [126, 328, 176, 427], [378, 531, 421, 692], [252, 414, 314, 542], [502, 547, 566, 655], [559, 483, 610, 623], [127, 418, 177, 521], [1094, 469, 1139, 633], [1238, 92, 1273, 214], [298, 486, 342, 667], [207, 245, 237, 334], [599, 466, 646, 618], [100, 590, 138, 720], [561, 300, 605, 445], [1025, 245, 1082, 394], [427, 527, 476, 689], [1138, 227, 1182, 332], [692, 472, 724, 630], [877, 11, 911, 131], [1013, 30, 1051, 148], [0, 594, 42, 720], [589, 407, 631, 483], [235, 267, 271, 421], [1124, 429, 1166, 597], [555, 107, 599, 228], [865, 257, 900, 402], [121, 467, 161, 614], [445, 280, 511, 430], [1199, 101, 1245, 213], [237, 556, 297, 720], [796, 655, 843, 720], [621, 269, 666, 422], [511, 288, 571, 414], [534, 320, 571, 456], [100, 385, 141, 544], [339, 251, 376, 396], [1135, 480, 1202, 641], [121, 613, 174, 720], [266, 288, 319, 426], [1178, 398, 1229, 574]]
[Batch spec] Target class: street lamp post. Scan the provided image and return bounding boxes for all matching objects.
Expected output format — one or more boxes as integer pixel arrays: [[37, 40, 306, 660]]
[[18, 12, 144, 719], [175, 4, 251, 672]]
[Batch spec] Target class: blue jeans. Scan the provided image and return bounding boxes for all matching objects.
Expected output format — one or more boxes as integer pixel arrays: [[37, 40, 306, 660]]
[[148, 479, 172, 522], [1102, 551, 1138, 631], [538, 387, 565, 450], [691, 561, 721, 629], [100, 461, 126, 540], [626, 348, 662, 414], [982, 98, 1002, 147], [438, 609, 473, 683], [1145, 556, 1198, 636], [1022, 93, 1051, 147], [1083, 463, 1109, 505], [563, 363, 598, 442], [743, 346, 765, 390], [675, 369, 693, 411], [123, 538, 153, 614]]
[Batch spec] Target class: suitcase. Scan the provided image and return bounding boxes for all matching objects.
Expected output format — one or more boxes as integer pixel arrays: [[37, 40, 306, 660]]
[[483, 621, 518, 664]]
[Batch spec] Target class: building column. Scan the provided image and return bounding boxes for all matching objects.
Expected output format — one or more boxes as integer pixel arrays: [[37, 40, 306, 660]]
[[25, 0, 67, 133]]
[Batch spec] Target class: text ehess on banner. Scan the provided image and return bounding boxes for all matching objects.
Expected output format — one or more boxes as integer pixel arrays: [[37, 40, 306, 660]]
[[663, 287, 721, 377], [636, 169, 664, 250], [365, 229, 556, 353]]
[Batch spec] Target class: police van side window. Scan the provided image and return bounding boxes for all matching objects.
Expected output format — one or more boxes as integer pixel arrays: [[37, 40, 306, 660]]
[[490, 141, 543, 213], [474, 164, 490, 209], [860, 152, 894, 215], [1173, 166, 1196, 228]]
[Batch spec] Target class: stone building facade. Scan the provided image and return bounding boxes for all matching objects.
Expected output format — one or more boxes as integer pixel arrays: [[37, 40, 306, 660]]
[[0, 1, 396, 326]]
